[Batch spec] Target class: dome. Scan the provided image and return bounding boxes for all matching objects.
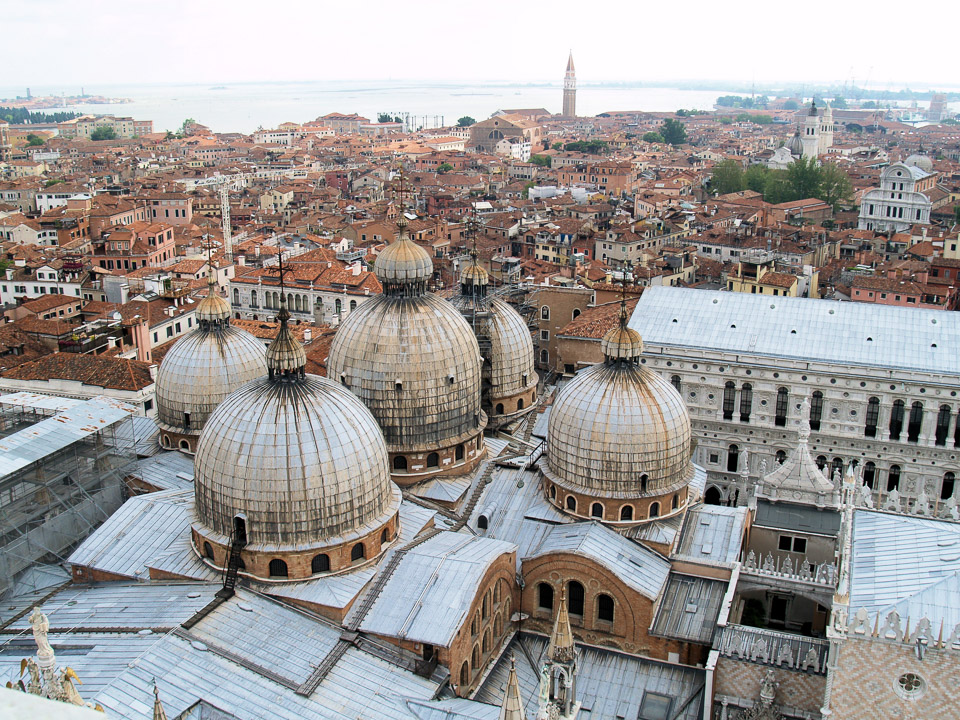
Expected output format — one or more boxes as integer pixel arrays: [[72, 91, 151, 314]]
[[193, 373, 400, 549], [787, 131, 804, 157], [374, 228, 433, 293], [542, 316, 693, 521], [460, 259, 489, 288], [328, 293, 486, 471], [486, 298, 536, 402], [192, 294, 401, 578], [905, 154, 933, 172], [155, 291, 267, 452]]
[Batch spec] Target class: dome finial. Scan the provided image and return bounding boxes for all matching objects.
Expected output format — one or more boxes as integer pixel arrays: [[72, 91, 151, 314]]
[[195, 233, 231, 325], [375, 167, 434, 295], [266, 251, 307, 380], [460, 212, 489, 299], [600, 261, 642, 363]]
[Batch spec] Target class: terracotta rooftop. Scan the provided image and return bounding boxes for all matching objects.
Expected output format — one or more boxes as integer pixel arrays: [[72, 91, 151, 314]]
[[557, 298, 640, 339], [1, 353, 154, 391]]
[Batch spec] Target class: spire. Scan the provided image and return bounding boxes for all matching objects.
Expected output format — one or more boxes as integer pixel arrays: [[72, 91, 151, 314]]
[[265, 252, 307, 380], [375, 168, 433, 296], [153, 680, 169, 720], [499, 656, 525, 720], [460, 212, 489, 299], [547, 591, 576, 664], [566, 50, 575, 73]]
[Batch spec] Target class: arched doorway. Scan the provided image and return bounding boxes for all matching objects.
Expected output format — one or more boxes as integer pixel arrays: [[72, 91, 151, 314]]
[[705, 486, 722, 505]]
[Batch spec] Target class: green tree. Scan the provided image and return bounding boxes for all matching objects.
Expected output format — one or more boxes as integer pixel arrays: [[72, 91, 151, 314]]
[[552, 142, 564, 150], [642, 131, 664, 143], [762, 170, 794, 204], [90, 126, 117, 141], [783, 99, 799, 110], [529, 154, 551, 168], [710, 159, 745, 195], [861, 101, 877, 109], [659, 118, 687, 146], [457, 116, 475, 127], [436, 163, 453, 174], [831, 96, 848, 109], [753, 115, 773, 125], [954, 206, 960, 224], [744, 164, 770, 194], [785, 156, 822, 200], [564, 140, 609, 154], [44, 179, 63, 188], [523, 181, 536, 199], [719, 116, 733, 125], [818, 162, 854, 210], [26, 134, 44, 146], [180, 118, 196, 135], [378, 113, 392, 123]]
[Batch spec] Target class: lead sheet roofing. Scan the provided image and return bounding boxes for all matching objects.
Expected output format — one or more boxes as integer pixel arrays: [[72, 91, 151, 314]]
[[629, 286, 960, 376]]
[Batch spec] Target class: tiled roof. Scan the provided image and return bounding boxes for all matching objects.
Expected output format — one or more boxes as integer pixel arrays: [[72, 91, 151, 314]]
[[2, 353, 154, 391]]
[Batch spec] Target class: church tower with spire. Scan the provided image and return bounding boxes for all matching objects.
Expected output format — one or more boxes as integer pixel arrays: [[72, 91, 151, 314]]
[[536, 592, 580, 720], [562, 51, 576, 118]]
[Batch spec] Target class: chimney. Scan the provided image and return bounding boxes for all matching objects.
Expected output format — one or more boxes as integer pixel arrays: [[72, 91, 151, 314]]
[[304, 328, 312, 342], [148, 364, 158, 381]]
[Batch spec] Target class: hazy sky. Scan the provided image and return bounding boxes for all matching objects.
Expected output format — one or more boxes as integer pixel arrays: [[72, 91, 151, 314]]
[[6, 0, 955, 90]]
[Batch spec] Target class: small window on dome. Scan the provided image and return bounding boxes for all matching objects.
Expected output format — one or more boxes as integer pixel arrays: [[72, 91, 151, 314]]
[[591, 502, 603, 518], [427, 452, 439, 468], [566, 495, 577, 512], [311, 554, 330, 573], [351, 543, 365, 562], [203, 542, 214, 560], [395, 380, 403, 392], [268, 559, 288, 578]]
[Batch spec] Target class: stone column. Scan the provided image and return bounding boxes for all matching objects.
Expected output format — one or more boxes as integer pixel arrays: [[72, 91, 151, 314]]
[[876, 403, 891, 442]]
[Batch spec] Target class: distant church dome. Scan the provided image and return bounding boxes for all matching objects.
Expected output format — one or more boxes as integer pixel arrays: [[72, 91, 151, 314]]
[[155, 279, 267, 454], [787, 130, 804, 157], [192, 294, 400, 581], [328, 215, 487, 485], [542, 303, 694, 523], [905, 153, 933, 173]]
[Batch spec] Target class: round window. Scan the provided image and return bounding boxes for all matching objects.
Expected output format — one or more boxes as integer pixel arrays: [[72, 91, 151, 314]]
[[895, 673, 924, 698]]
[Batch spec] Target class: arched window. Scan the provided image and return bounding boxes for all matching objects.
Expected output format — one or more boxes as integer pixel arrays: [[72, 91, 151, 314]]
[[955, 411, 960, 448], [471, 644, 480, 671], [351, 543, 365, 562], [887, 465, 901, 492], [942, 472, 956, 501], [889, 399, 905, 440], [233, 288, 239, 305], [816, 455, 827, 471], [591, 502, 603, 518], [865, 397, 880, 438], [496, 402, 505, 414], [671, 493, 679, 510], [640, 474, 648, 492], [517, 398, 524, 411], [250, 290, 257, 308], [268, 558, 288, 578], [566, 495, 577, 512], [541, 305, 550, 320], [537, 583, 554, 611], [722, 381, 736, 420], [478, 514, 488, 530], [460, 662, 469, 687], [727, 444, 739, 473], [488, 129, 504, 140], [426, 452, 439, 468], [349, 300, 357, 311], [162, 435, 171, 448], [705, 486, 722, 505], [775, 387, 788, 427], [540, 349, 549, 365], [572, 308, 581, 319], [381, 527, 390, 544], [179, 439, 190, 451], [671, 375, 681, 392], [482, 593, 489, 620], [739, 383, 753, 422], [549, 484, 556, 499], [810, 391, 823, 431], [393, 455, 407, 470], [620, 505, 633, 521], [597, 594, 615, 623], [482, 629, 491, 654], [908, 402, 923, 442], [456, 444, 465, 461], [312, 554, 330, 573], [494, 613, 503, 638], [863, 462, 876, 488], [567, 581, 585, 617], [203, 542, 214, 560], [775, 450, 786, 465], [335, 299, 342, 314], [935, 405, 951, 446], [649, 502, 660, 518]]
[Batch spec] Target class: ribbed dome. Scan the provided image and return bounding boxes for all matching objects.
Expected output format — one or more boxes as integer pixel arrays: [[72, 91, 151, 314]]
[[905, 154, 933, 172], [374, 234, 433, 292], [461, 260, 489, 287], [193, 373, 400, 548], [545, 361, 693, 499], [486, 298, 536, 399], [787, 131, 804, 156], [195, 291, 231, 323], [155, 322, 267, 438], [601, 323, 643, 361], [327, 293, 485, 453]]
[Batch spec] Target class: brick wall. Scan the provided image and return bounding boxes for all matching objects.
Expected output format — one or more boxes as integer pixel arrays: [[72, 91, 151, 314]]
[[714, 656, 826, 715]]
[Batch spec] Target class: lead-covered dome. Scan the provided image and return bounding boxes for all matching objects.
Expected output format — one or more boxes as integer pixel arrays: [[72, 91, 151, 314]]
[[328, 226, 487, 485], [542, 308, 693, 523], [192, 296, 400, 580], [155, 283, 267, 454]]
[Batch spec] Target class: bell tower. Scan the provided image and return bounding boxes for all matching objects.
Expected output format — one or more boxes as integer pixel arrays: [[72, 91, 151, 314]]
[[562, 51, 576, 118]]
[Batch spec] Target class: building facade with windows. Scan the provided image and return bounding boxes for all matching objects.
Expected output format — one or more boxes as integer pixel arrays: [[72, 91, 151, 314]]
[[630, 287, 960, 514], [858, 162, 936, 233]]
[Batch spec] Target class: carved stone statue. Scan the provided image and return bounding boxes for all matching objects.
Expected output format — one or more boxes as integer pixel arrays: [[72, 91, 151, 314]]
[[29, 608, 53, 660], [857, 482, 874, 508], [759, 668, 778, 705], [745, 550, 757, 569]]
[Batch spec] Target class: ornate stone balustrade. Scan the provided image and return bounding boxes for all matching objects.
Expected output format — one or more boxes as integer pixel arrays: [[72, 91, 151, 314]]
[[741, 550, 836, 588], [717, 623, 830, 675]]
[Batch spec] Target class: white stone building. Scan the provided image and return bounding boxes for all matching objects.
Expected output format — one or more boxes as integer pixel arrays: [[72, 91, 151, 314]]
[[630, 287, 960, 513], [858, 161, 935, 233]]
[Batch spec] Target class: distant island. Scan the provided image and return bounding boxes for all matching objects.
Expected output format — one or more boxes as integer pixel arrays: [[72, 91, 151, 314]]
[[0, 93, 132, 111]]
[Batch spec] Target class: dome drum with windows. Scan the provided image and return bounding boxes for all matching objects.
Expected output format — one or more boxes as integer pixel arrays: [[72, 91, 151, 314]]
[[192, 293, 401, 582], [155, 276, 267, 454], [541, 305, 694, 524]]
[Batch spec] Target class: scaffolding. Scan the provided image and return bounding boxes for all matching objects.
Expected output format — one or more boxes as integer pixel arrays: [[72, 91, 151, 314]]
[[0, 395, 138, 595]]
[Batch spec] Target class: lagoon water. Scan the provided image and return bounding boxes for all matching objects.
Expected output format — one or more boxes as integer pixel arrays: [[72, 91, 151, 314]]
[[0, 80, 731, 134]]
